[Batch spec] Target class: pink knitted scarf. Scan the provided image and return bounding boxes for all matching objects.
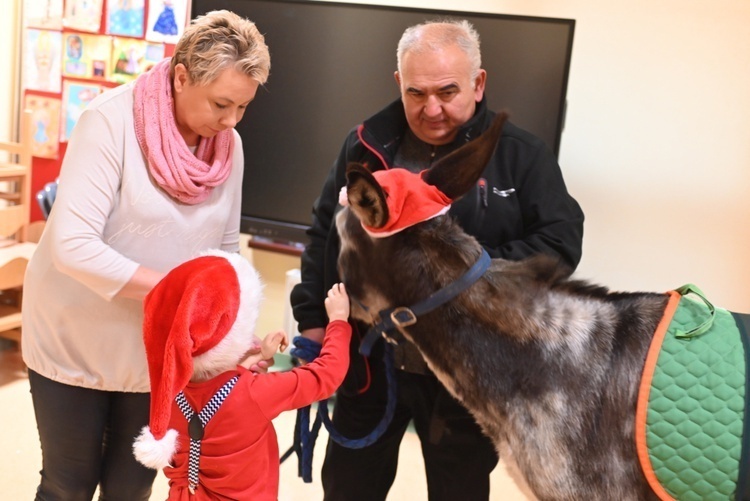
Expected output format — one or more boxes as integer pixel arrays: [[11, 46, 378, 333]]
[[133, 58, 234, 205]]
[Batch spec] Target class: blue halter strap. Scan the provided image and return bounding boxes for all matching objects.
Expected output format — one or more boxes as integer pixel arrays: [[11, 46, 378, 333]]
[[288, 249, 491, 482]]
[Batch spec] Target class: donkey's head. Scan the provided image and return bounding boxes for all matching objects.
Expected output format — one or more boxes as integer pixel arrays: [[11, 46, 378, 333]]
[[336, 113, 507, 322]]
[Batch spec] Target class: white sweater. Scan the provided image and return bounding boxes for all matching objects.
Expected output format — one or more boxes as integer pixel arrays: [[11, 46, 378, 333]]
[[21, 83, 244, 392]]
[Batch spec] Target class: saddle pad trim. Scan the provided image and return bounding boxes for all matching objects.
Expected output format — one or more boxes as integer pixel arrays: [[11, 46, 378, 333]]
[[734, 312, 750, 501], [635, 289, 681, 501]]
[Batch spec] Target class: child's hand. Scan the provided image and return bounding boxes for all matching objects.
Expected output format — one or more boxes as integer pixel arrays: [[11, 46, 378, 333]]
[[239, 331, 287, 373], [325, 283, 349, 322], [261, 330, 288, 358]]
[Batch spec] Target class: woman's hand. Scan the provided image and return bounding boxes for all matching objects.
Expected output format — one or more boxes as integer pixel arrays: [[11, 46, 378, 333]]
[[117, 266, 166, 300]]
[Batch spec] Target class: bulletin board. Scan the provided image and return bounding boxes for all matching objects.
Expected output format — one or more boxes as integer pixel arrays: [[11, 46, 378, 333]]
[[20, 0, 191, 221]]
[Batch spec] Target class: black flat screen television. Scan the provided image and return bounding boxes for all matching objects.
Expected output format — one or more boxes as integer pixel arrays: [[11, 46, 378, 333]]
[[191, 0, 575, 248]]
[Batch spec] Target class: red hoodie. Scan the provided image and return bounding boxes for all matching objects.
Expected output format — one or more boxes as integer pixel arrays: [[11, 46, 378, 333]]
[[163, 320, 351, 500]]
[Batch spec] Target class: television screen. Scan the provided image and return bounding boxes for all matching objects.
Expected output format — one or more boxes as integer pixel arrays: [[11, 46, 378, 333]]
[[191, 0, 575, 247]]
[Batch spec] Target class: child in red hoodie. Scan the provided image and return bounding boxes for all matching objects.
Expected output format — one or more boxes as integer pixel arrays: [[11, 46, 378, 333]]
[[132, 250, 351, 500]]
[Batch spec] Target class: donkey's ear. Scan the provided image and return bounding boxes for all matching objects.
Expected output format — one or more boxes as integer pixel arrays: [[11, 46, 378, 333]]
[[345, 163, 390, 229], [422, 112, 508, 200]]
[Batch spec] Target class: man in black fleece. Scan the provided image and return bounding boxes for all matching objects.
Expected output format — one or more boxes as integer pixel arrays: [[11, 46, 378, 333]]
[[291, 18, 584, 501]]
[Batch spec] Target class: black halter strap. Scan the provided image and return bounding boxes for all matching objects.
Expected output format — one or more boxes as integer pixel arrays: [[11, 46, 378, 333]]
[[359, 249, 491, 356], [175, 374, 240, 494]]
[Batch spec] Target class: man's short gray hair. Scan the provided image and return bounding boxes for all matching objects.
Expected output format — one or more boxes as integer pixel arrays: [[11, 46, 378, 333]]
[[396, 19, 482, 79]]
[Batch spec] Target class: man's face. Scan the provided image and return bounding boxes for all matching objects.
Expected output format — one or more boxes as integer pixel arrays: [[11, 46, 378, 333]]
[[395, 45, 486, 146]]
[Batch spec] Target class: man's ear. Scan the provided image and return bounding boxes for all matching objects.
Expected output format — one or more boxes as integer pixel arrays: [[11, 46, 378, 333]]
[[473, 69, 487, 102]]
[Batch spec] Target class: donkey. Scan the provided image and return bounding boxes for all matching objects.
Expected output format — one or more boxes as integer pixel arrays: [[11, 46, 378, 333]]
[[334, 113, 748, 500]]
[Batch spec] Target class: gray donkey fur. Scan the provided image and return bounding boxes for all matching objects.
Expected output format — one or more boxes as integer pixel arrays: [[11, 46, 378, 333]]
[[335, 113, 667, 500]]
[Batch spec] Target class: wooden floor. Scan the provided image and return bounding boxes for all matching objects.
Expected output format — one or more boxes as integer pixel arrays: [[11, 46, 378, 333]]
[[0, 339, 532, 500]]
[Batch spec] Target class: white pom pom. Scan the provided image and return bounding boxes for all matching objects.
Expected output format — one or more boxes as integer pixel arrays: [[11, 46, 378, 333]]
[[338, 186, 349, 207], [132, 426, 179, 470]]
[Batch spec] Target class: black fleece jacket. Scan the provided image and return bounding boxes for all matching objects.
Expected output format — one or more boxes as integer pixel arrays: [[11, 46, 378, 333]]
[[291, 97, 584, 340]]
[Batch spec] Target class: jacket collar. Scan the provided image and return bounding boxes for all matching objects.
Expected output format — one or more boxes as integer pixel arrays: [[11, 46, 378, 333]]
[[359, 96, 492, 168]]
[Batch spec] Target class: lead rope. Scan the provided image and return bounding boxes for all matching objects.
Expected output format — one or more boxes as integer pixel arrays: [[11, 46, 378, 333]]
[[288, 337, 397, 483], [175, 375, 240, 494], [286, 249, 491, 482]]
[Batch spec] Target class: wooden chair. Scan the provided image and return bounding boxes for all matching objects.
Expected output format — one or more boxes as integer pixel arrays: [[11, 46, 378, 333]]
[[0, 110, 36, 347]]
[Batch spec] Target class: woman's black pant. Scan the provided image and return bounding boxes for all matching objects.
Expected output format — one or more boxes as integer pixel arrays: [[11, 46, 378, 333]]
[[28, 370, 157, 501]]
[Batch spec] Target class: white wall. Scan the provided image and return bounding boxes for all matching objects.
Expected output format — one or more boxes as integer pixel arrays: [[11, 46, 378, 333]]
[[5, 1, 748, 318], [319, 0, 750, 311]]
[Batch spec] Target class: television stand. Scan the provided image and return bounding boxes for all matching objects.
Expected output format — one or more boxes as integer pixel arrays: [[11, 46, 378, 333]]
[[247, 236, 304, 257]]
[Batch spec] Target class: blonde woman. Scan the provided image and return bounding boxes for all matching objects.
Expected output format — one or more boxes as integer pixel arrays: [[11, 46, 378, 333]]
[[21, 10, 270, 500]]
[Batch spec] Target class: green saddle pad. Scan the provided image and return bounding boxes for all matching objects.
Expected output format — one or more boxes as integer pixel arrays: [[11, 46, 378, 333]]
[[637, 285, 748, 501]]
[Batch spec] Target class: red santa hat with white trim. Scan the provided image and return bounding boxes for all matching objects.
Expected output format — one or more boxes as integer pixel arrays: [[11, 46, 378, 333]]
[[339, 168, 452, 237], [132, 249, 263, 470]]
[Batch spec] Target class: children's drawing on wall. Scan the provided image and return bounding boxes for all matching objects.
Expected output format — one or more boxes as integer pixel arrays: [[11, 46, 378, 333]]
[[146, 0, 188, 44], [61, 81, 103, 142], [24, 0, 64, 30], [111, 38, 144, 82], [142, 43, 166, 73], [111, 38, 164, 84], [62, 33, 113, 80], [106, 0, 145, 38], [67, 33, 83, 60], [23, 29, 62, 93], [23, 94, 62, 159], [63, 0, 104, 32]]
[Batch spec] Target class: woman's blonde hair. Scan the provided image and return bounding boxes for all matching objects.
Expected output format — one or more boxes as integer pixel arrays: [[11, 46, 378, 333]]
[[171, 10, 270, 86]]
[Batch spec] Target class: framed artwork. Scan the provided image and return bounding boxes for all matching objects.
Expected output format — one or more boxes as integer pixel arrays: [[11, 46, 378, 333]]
[[61, 81, 103, 142], [24, 0, 64, 30], [24, 94, 63, 159], [106, 0, 146, 38], [62, 33, 113, 81], [23, 29, 63, 93], [111, 38, 164, 84], [63, 0, 104, 32], [145, 0, 188, 44]]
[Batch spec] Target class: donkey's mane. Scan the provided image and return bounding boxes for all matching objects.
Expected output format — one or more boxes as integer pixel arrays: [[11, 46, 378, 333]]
[[416, 214, 612, 301]]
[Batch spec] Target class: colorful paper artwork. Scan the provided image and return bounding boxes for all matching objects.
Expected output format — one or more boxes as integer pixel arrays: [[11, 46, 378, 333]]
[[63, 0, 104, 33], [62, 33, 113, 81], [24, 0, 64, 30], [111, 38, 165, 84], [23, 29, 63, 93], [21, 0, 185, 152], [145, 0, 188, 44], [24, 94, 62, 159], [61, 81, 103, 142], [106, 0, 146, 38]]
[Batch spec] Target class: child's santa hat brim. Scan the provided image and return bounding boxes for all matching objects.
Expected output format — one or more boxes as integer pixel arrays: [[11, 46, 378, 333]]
[[132, 250, 263, 469]]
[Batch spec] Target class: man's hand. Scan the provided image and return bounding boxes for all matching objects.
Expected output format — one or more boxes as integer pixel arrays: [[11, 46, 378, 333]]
[[294, 328, 326, 364]]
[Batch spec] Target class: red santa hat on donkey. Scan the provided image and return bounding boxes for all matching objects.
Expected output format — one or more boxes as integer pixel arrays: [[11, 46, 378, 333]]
[[132, 250, 263, 470], [339, 168, 452, 237]]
